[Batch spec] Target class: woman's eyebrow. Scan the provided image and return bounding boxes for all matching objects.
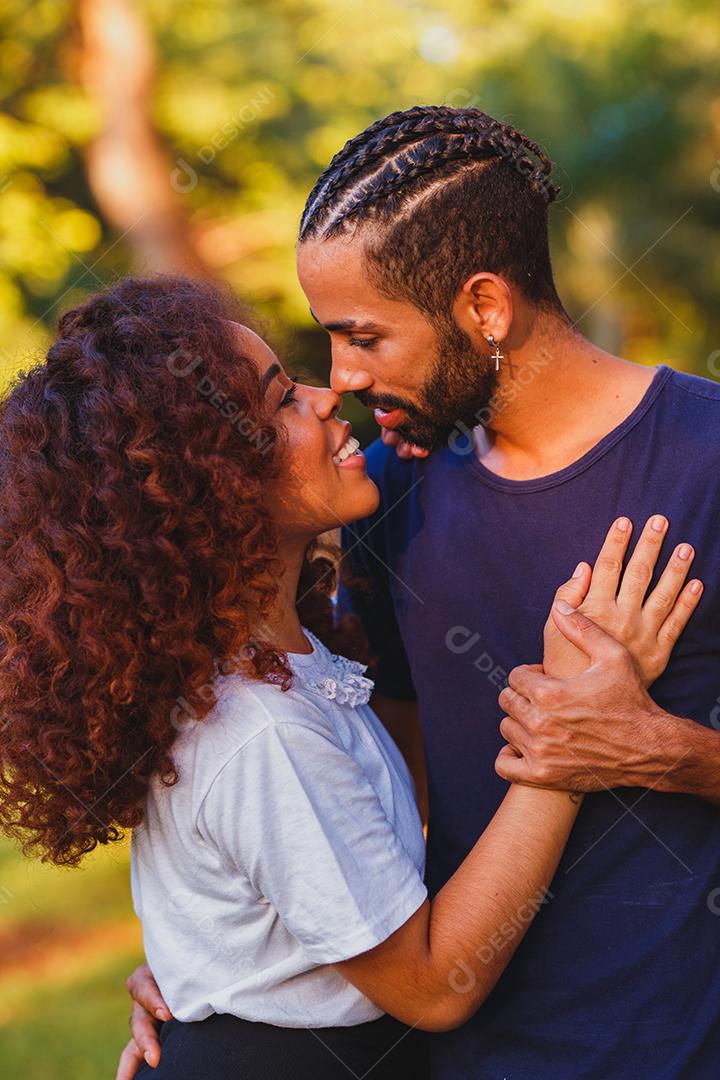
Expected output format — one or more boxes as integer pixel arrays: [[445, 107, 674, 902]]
[[260, 362, 281, 394]]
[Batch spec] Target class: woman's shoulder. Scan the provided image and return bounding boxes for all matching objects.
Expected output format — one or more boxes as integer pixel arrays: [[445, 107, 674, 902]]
[[169, 628, 374, 793], [195, 671, 334, 758]]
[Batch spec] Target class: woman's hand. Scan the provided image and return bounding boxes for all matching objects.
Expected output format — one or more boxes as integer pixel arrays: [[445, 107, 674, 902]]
[[115, 963, 171, 1080], [542, 515, 703, 684]]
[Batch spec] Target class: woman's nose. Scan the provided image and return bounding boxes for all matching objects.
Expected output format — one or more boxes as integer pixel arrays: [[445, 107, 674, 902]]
[[311, 385, 342, 420]]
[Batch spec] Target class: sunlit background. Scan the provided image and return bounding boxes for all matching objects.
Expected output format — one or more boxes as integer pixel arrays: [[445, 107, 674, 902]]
[[1, 0, 719, 1075]]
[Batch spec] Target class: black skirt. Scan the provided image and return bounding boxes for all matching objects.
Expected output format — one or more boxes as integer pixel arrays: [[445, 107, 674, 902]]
[[133, 1011, 430, 1080]]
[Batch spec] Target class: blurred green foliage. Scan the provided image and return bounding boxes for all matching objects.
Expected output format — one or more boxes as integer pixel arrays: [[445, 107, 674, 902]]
[[0, 835, 143, 1078], [1, 0, 719, 396]]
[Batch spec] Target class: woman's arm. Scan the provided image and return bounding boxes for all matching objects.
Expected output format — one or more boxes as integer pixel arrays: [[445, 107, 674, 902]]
[[120, 514, 701, 1061], [115, 549, 590, 1056], [332, 568, 591, 1032], [333, 784, 577, 1031], [335, 514, 702, 1030]]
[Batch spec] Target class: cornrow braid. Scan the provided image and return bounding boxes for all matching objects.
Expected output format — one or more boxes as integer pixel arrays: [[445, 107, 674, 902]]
[[300, 105, 558, 237], [298, 105, 570, 325]]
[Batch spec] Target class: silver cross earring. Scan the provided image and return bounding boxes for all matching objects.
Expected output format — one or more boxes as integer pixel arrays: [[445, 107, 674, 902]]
[[486, 334, 504, 371]]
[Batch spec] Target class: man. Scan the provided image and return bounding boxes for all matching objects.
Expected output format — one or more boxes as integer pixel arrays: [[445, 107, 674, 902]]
[[123, 106, 720, 1078]]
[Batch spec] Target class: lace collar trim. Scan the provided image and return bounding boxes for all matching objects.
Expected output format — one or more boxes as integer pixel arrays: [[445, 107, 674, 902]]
[[289, 629, 374, 708]]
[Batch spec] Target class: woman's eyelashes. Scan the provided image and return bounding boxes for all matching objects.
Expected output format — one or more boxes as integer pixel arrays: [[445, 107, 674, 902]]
[[279, 376, 299, 408]]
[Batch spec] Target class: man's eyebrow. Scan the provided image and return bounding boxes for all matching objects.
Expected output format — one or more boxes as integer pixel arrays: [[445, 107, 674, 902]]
[[309, 309, 384, 333], [260, 362, 281, 393]]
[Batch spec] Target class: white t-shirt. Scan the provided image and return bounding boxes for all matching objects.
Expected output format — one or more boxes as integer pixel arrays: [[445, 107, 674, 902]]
[[130, 628, 427, 1027]]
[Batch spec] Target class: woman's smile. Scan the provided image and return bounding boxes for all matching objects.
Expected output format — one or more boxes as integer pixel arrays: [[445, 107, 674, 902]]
[[332, 429, 365, 469]]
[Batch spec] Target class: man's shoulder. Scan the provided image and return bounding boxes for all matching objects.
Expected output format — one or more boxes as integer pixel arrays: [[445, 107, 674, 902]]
[[660, 366, 720, 454], [660, 365, 720, 410]]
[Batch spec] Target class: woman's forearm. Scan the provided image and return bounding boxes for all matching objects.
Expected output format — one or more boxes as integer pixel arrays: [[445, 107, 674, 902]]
[[423, 783, 579, 1026], [417, 591, 585, 1020], [337, 782, 580, 1030]]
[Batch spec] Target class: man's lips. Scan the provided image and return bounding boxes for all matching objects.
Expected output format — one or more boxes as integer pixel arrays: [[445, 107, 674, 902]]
[[374, 407, 406, 431]]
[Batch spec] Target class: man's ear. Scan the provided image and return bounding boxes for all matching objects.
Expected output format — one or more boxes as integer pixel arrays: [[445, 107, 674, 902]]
[[452, 272, 513, 347]]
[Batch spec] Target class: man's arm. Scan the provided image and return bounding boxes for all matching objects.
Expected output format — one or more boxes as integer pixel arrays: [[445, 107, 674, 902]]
[[497, 603, 720, 806], [496, 513, 714, 802], [115, 964, 170, 1080]]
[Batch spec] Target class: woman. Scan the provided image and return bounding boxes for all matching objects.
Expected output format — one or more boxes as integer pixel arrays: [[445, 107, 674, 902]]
[[0, 277, 700, 1080]]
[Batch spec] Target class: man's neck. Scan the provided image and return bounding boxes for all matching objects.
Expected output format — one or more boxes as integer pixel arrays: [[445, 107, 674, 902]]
[[473, 314, 657, 481]]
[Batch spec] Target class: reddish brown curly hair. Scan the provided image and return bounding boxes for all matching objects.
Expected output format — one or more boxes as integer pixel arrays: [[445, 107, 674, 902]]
[[0, 275, 361, 867]]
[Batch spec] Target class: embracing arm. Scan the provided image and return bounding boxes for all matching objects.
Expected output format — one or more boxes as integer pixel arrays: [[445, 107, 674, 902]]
[[333, 566, 586, 1029], [335, 569, 595, 1029], [334, 783, 577, 1031]]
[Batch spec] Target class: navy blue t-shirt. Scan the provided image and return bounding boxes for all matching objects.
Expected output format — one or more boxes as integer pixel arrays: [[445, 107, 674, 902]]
[[341, 365, 720, 1080]]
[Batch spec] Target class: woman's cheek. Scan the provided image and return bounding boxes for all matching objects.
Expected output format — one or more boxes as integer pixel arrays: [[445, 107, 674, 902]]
[[289, 417, 327, 475]]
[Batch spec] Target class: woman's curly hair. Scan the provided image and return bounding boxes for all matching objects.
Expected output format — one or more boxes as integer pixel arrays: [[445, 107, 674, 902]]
[[0, 275, 362, 867]]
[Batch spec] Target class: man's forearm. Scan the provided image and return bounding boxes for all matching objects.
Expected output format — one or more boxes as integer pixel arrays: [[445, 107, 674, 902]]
[[643, 708, 720, 806], [496, 644, 720, 807]]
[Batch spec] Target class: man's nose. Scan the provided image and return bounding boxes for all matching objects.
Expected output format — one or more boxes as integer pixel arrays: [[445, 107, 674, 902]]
[[329, 363, 373, 396]]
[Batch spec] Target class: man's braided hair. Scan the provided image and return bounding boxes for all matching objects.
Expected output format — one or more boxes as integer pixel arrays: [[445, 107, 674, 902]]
[[299, 105, 571, 325]]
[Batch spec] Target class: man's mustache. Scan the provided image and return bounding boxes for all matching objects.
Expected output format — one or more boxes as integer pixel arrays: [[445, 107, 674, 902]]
[[354, 389, 420, 416]]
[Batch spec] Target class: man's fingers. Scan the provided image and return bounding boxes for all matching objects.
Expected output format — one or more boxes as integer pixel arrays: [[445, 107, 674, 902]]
[[378, 427, 429, 459], [507, 664, 555, 700], [396, 440, 427, 459], [551, 561, 592, 614], [657, 578, 704, 651], [495, 744, 531, 783], [115, 1038, 147, 1080], [550, 601, 627, 663], [127, 963, 171, 1021], [499, 714, 528, 748], [129, 999, 162, 1064], [585, 516, 633, 603], [643, 542, 695, 625], [498, 685, 536, 724], [380, 428, 400, 447], [617, 514, 668, 606]]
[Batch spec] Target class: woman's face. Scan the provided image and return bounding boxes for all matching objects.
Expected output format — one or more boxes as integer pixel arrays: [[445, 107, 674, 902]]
[[231, 323, 380, 539]]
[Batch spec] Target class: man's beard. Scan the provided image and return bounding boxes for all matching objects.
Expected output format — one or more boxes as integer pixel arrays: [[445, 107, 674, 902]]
[[358, 320, 498, 453]]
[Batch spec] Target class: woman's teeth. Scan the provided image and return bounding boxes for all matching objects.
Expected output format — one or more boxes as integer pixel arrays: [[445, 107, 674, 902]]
[[332, 435, 361, 465]]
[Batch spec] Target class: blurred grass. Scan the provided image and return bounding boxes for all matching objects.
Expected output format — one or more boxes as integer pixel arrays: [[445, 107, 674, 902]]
[[0, 835, 144, 1079]]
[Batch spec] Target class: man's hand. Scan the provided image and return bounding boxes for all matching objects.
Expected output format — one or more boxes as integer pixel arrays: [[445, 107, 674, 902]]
[[379, 427, 430, 460], [115, 963, 171, 1080], [495, 608, 673, 791], [543, 515, 703, 684]]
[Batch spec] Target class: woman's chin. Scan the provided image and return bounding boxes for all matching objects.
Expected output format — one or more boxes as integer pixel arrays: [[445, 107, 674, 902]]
[[323, 476, 380, 530]]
